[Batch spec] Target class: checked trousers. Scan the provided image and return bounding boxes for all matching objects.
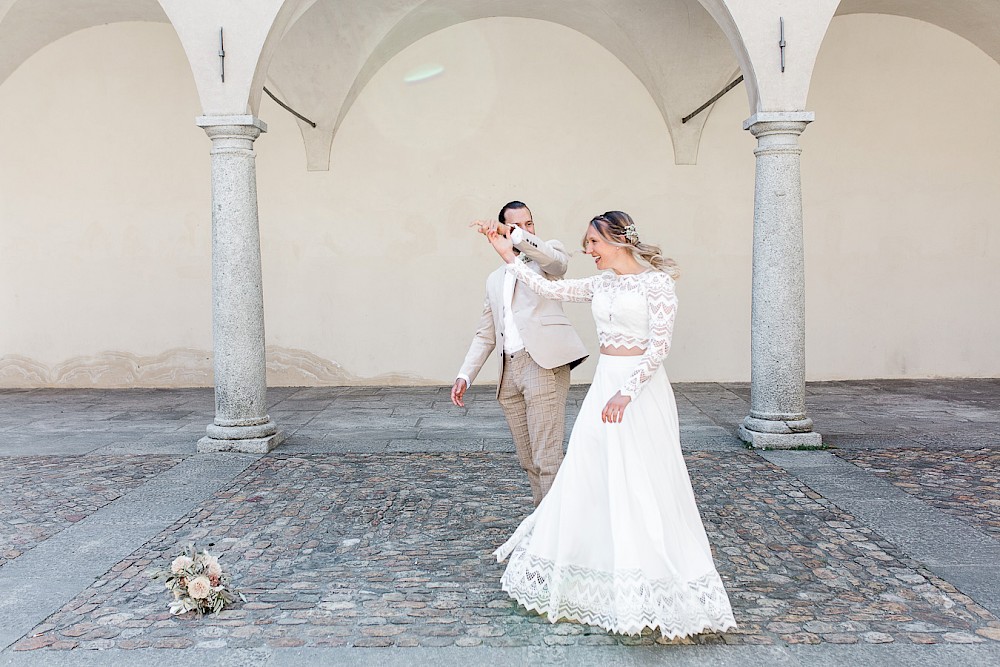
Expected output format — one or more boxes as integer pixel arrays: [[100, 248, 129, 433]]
[[497, 350, 571, 506]]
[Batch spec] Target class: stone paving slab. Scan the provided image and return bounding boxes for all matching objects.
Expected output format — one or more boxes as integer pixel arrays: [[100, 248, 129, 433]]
[[836, 449, 1000, 540], [772, 379, 999, 450], [0, 456, 184, 566], [9, 451, 999, 653], [5, 380, 999, 455]]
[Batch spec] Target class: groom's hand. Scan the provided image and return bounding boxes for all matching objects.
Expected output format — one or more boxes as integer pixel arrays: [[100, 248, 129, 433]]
[[602, 392, 632, 423], [451, 378, 468, 407]]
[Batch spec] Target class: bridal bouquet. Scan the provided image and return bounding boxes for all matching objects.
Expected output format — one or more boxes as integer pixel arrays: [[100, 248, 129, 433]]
[[152, 544, 238, 615]]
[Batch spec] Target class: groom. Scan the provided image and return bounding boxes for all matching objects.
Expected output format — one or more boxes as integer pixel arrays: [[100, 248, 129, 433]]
[[452, 201, 587, 505]]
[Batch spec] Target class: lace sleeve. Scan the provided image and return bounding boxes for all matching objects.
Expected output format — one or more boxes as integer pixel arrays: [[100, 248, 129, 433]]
[[506, 260, 597, 302], [621, 273, 677, 399]]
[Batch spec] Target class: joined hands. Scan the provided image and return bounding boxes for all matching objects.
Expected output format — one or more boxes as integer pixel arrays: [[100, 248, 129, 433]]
[[470, 219, 516, 263], [469, 219, 511, 237]]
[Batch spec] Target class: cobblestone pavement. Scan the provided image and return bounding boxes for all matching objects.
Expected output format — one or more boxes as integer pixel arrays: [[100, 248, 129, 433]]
[[9, 451, 999, 651], [1, 381, 999, 665], [0, 456, 183, 566], [836, 448, 1000, 540]]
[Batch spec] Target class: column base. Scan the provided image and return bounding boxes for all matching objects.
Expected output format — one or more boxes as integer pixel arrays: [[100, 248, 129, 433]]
[[197, 431, 286, 454], [738, 425, 823, 450]]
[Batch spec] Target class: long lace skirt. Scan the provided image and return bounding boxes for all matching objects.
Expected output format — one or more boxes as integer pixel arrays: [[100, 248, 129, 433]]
[[494, 354, 736, 637]]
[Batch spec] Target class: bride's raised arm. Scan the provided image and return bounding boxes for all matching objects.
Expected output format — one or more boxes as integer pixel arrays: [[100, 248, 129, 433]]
[[506, 260, 598, 303], [487, 228, 598, 303]]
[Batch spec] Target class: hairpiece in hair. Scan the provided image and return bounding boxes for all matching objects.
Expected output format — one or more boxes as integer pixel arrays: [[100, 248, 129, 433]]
[[623, 223, 639, 245]]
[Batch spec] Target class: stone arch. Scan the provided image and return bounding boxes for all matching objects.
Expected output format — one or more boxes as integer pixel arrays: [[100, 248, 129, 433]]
[[154, 0, 318, 116], [0, 0, 169, 90], [835, 0, 1000, 69], [263, 0, 746, 170], [688, 0, 759, 113], [697, 0, 842, 114]]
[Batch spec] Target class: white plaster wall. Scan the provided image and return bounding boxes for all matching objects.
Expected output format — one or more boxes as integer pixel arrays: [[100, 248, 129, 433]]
[[254, 16, 752, 386], [0, 22, 213, 386], [803, 14, 1000, 379], [0, 15, 997, 387]]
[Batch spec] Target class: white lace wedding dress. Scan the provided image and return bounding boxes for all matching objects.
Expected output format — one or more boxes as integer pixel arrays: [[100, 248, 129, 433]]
[[494, 261, 736, 637]]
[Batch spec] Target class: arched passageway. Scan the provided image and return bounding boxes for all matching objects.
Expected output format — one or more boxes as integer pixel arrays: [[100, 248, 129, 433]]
[[4, 1, 1000, 453]]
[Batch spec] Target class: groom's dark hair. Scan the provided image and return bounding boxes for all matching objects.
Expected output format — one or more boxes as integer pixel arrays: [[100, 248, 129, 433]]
[[499, 201, 530, 223]]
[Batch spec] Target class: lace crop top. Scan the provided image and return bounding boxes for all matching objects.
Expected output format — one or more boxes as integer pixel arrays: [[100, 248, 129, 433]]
[[507, 260, 677, 400]]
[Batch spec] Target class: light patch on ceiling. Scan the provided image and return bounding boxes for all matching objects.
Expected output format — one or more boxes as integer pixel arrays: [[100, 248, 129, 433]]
[[403, 64, 445, 83]]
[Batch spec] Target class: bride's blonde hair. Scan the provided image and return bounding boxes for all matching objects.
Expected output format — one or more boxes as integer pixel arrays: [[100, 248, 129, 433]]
[[582, 211, 680, 279]]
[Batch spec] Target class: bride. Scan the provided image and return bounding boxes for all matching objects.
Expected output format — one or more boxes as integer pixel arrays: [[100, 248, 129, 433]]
[[487, 211, 736, 638]]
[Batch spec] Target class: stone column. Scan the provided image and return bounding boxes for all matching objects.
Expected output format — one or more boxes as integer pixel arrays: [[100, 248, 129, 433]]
[[195, 115, 283, 454], [738, 112, 822, 449]]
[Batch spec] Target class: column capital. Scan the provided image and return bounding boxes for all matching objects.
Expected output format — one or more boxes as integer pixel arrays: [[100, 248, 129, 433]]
[[743, 111, 814, 134], [196, 116, 267, 155], [196, 115, 267, 132], [196, 116, 267, 145]]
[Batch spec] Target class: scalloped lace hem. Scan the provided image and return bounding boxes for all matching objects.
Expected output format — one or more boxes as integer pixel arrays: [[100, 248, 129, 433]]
[[497, 542, 736, 638]]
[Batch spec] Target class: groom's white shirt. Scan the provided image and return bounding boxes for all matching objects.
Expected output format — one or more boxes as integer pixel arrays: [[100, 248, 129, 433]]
[[501, 268, 525, 354]]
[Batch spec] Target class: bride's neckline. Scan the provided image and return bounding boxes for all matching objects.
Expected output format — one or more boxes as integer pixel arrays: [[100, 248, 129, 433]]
[[609, 269, 653, 277]]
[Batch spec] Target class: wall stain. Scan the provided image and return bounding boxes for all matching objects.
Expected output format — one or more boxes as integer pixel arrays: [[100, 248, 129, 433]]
[[0, 347, 436, 388]]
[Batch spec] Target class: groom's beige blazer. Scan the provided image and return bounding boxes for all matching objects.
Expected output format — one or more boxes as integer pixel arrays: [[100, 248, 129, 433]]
[[458, 231, 588, 395]]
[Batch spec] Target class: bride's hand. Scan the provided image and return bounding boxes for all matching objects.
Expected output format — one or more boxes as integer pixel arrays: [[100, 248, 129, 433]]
[[487, 229, 517, 263], [602, 392, 631, 423]]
